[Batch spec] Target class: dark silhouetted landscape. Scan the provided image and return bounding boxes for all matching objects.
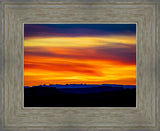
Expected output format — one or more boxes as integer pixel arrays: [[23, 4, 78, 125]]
[[24, 84, 136, 107]]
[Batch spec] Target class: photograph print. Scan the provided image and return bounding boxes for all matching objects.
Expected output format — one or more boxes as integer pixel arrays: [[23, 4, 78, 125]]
[[24, 24, 136, 107]]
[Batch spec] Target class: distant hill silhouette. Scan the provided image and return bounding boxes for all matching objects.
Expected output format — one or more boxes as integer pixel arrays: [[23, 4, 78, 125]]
[[25, 84, 136, 89], [24, 84, 136, 107]]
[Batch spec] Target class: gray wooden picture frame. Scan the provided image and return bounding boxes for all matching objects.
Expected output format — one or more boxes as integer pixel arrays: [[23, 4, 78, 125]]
[[1, 0, 159, 130]]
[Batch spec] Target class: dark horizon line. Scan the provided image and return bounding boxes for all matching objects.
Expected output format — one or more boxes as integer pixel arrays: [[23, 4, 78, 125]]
[[24, 83, 136, 88]]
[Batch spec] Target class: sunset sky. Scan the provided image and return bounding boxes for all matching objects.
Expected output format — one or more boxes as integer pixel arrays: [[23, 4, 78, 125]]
[[24, 24, 136, 87]]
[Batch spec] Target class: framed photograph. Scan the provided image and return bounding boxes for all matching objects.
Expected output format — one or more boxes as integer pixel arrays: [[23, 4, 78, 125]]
[[24, 24, 136, 107], [1, 0, 159, 130]]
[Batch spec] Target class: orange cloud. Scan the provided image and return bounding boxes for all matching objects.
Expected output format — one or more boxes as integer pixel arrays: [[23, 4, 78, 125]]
[[24, 36, 136, 86]]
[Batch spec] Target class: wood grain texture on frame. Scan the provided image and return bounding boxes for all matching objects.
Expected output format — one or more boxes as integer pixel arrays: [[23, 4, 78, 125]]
[[1, 0, 159, 130]]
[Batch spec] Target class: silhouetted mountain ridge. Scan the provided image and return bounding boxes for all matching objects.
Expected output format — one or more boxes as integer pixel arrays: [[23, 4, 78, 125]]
[[25, 84, 136, 89], [24, 84, 136, 94]]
